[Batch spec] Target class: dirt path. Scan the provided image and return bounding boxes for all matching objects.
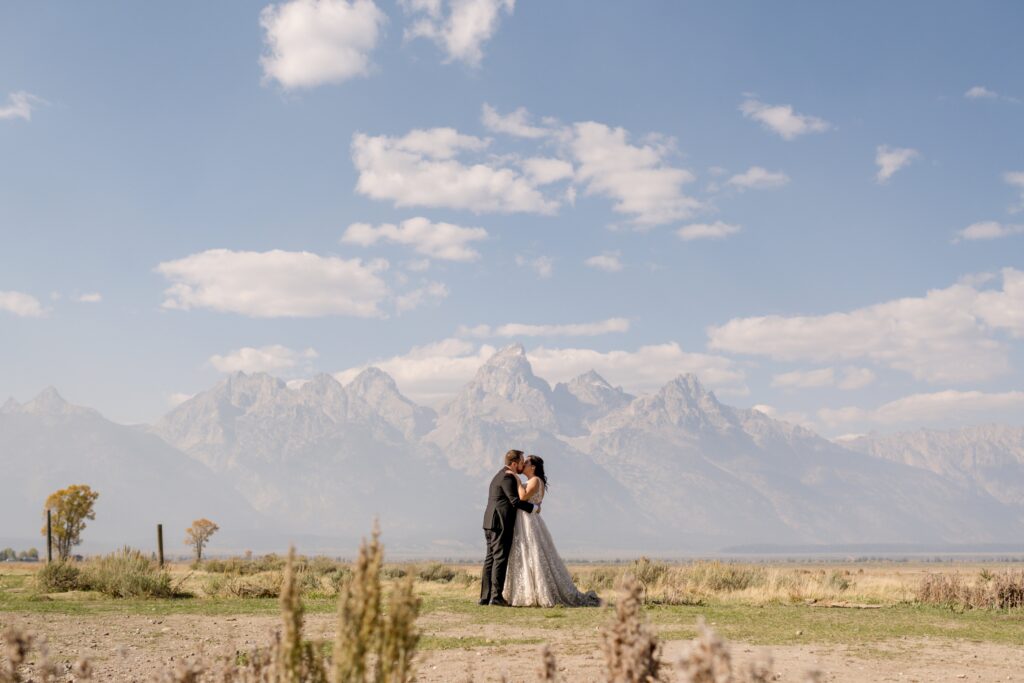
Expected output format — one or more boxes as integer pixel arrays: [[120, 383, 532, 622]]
[[2, 612, 1021, 682]]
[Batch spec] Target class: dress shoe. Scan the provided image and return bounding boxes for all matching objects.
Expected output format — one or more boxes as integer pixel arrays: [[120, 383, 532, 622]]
[[489, 596, 509, 607], [478, 598, 490, 606]]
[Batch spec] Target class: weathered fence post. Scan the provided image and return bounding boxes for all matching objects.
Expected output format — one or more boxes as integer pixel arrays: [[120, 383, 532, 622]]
[[46, 509, 52, 563], [157, 523, 164, 567]]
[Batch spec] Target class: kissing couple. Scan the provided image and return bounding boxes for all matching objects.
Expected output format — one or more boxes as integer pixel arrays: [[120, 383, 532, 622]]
[[479, 449, 600, 607]]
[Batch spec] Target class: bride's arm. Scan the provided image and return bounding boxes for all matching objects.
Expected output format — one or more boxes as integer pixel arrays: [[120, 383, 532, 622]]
[[517, 476, 528, 499], [520, 477, 541, 501]]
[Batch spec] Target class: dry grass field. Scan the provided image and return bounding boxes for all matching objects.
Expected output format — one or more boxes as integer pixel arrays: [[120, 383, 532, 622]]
[[3, 554, 1024, 682]]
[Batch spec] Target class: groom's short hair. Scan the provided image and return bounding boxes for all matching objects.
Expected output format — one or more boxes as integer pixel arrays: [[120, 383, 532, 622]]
[[504, 449, 524, 467]]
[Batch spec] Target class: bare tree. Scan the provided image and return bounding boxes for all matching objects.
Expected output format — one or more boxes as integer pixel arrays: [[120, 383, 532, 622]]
[[184, 518, 219, 562]]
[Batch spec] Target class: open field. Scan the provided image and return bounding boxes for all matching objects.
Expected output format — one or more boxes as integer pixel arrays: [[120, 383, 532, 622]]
[[3, 560, 1024, 681]]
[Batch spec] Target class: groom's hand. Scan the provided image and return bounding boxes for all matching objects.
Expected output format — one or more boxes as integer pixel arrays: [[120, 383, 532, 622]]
[[533, 503, 541, 515]]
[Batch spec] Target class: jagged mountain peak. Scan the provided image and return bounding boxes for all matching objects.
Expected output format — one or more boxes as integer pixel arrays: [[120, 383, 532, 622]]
[[13, 386, 96, 417], [571, 369, 613, 389], [346, 366, 400, 394], [0, 397, 17, 413]]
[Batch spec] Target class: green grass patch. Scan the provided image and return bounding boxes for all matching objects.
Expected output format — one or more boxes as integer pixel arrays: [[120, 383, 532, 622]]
[[420, 635, 544, 650]]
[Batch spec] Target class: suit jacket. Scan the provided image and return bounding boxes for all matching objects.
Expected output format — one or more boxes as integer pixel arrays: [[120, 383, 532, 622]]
[[482, 468, 535, 532]]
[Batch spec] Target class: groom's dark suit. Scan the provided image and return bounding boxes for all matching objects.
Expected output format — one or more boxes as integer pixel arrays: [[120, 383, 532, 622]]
[[480, 468, 535, 604]]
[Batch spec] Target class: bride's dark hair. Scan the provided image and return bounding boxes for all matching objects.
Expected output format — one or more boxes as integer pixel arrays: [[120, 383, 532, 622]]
[[526, 455, 548, 489]]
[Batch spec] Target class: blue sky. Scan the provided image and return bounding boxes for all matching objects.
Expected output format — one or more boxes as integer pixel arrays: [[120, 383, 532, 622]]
[[2, 0, 1023, 435]]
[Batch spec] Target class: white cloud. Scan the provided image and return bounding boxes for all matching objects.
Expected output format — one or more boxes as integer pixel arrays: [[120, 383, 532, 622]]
[[677, 221, 741, 241], [395, 281, 449, 313], [335, 338, 498, 405], [772, 368, 835, 389], [168, 392, 196, 407], [709, 269, 1024, 383], [570, 122, 700, 227], [771, 366, 875, 391], [819, 390, 1024, 429], [209, 345, 318, 374], [0, 291, 46, 317], [403, 0, 514, 66], [726, 166, 790, 190], [837, 367, 876, 390], [156, 249, 390, 318], [481, 103, 549, 139], [751, 404, 813, 428], [515, 254, 553, 278], [965, 85, 998, 100], [342, 217, 487, 261], [875, 145, 919, 183], [259, 0, 387, 89], [521, 157, 574, 185], [584, 252, 623, 272], [528, 343, 745, 396], [336, 339, 744, 405], [739, 98, 831, 141], [459, 317, 629, 338], [1006, 171, 1024, 212], [954, 221, 1024, 242], [352, 128, 558, 214], [0, 91, 42, 121], [75, 292, 103, 303]]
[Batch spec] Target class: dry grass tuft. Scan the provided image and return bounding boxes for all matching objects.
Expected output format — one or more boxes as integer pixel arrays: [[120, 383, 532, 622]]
[[601, 575, 665, 683], [1, 626, 91, 683], [917, 569, 1024, 609]]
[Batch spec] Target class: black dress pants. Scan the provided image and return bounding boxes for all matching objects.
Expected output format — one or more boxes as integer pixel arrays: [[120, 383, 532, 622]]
[[480, 527, 514, 602]]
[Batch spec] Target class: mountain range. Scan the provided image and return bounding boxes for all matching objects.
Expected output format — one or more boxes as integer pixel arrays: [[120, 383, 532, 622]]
[[5, 344, 1024, 556]]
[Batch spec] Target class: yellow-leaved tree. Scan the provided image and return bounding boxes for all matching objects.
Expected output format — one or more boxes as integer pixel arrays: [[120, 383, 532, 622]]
[[185, 518, 219, 562], [42, 484, 99, 561]]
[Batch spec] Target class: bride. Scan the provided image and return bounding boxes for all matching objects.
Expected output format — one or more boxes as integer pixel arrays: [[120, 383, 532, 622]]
[[505, 455, 601, 607]]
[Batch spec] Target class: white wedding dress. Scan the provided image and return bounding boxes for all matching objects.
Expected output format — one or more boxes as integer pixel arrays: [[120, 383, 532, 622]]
[[505, 479, 601, 607]]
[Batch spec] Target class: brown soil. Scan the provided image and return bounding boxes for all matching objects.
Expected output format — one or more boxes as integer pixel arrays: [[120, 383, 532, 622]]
[[1, 612, 1021, 682]]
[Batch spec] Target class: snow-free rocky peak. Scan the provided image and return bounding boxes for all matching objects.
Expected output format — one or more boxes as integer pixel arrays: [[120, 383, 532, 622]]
[[437, 344, 557, 430], [1, 387, 96, 417], [343, 367, 436, 439]]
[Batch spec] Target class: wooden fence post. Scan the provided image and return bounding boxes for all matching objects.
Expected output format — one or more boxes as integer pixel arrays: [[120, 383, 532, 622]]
[[46, 509, 52, 563], [157, 524, 164, 567]]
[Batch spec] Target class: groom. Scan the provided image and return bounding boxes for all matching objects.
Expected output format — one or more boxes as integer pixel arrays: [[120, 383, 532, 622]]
[[479, 449, 540, 606]]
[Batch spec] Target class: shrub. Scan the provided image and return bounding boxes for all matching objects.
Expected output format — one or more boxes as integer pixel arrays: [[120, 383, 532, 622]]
[[381, 565, 408, 579], [687, 561, 766, 592], [81, 547, 174, 598], [631, 557, 669, 587], [34, 561, 83, 593], [416, 562, 457, 583], [916, 570, 1024, 610]]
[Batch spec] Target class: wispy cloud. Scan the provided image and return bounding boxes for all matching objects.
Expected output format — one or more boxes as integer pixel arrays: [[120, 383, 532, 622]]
[[342, 217, 487, 261], [209, 345, 318, 373], [458, 317, 629, 338], [727, 166, 790, 190], [0, 291, 47, 317], [875, 145, 919, 183], [584, 251, 623, 272], [953, 221, 1024, 242], [677, 221, 740, 241], [0, 91, 43, 122], [515, 254, 553, 278], [402, 0, 514, 66], [1006, 171, 1024, 213], [481, 103, 550, 139], [739, 98, 830, 140]]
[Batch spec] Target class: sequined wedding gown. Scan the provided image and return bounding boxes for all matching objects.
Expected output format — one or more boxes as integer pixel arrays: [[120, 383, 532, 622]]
[[505, 481, 601, 607]]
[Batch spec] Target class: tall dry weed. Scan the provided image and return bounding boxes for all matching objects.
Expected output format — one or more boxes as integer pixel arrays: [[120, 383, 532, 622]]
[[601, 576, 664, 683]]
